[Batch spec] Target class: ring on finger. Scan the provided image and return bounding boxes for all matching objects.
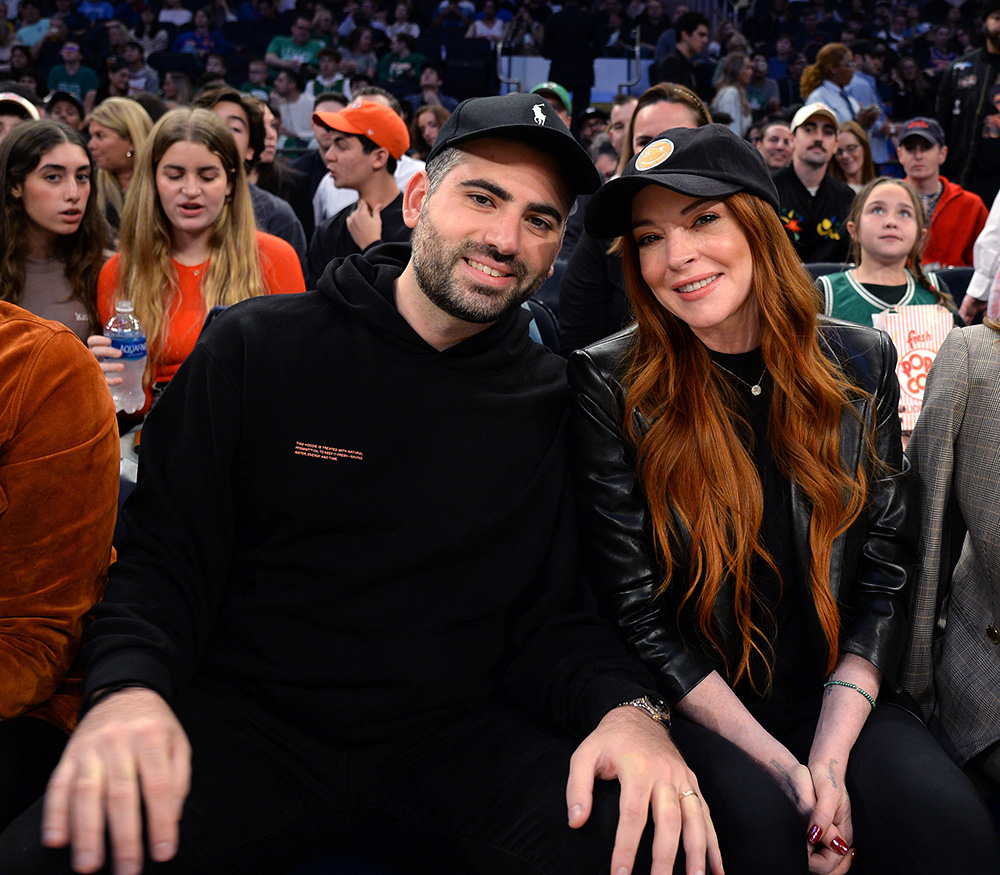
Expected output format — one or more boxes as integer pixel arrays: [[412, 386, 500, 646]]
[[678, 789, 699, 802]]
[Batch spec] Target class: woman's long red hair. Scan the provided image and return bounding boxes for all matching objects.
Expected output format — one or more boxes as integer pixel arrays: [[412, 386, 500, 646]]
[[620, 191, 873, 686]]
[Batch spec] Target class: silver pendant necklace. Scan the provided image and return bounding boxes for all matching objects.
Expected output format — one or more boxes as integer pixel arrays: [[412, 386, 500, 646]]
[[713, 362, 768, 396]]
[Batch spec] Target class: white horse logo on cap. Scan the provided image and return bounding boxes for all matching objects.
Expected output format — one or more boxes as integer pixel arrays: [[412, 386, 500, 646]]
[[532, 103, 547, 125]]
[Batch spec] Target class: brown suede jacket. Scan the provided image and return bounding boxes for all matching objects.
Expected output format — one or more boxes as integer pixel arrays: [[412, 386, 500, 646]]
[[0, 301, 118, 734]]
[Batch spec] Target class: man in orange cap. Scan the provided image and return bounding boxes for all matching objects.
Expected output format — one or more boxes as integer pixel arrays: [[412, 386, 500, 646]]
[[307, 98, 412, 282]]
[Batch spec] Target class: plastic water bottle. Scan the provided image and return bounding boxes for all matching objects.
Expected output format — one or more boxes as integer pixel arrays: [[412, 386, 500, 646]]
[[104, 300, 147, 414]]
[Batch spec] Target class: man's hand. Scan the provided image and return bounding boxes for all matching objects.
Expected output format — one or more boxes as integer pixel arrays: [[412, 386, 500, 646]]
[[346, 200, 384, 251], [856, 105, 881, 129], [42, 688, 191, 875], [566, 706, 723, 875], [959, 294, 987, 324]]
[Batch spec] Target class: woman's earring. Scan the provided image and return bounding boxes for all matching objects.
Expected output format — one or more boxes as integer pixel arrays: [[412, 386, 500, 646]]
[[126, 150, 133, 158]]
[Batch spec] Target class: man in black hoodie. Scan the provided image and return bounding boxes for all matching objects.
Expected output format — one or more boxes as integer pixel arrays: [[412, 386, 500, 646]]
[[0, 95, 722, 875]]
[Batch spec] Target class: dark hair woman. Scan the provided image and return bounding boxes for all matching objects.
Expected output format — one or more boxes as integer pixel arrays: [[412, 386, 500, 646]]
[[567, 122, 1000, 874], [0, 119, 108, 338]]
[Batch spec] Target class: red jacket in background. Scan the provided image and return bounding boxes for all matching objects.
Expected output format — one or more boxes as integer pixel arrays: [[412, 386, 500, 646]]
[[920, 175, 989, 269]]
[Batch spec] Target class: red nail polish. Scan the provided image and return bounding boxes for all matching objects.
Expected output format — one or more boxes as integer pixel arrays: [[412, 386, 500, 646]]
[[831, 837, 849, 855], [808, 825, 822, 843], [851, 848, 857, 860]]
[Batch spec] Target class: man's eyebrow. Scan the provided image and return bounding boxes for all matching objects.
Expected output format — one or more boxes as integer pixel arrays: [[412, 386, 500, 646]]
[[458, 177, 565, 224], [458, 177, 512, 202]]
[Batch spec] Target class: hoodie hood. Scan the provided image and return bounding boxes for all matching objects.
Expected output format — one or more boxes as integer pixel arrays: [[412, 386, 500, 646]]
[[316, 243, 539, 373]]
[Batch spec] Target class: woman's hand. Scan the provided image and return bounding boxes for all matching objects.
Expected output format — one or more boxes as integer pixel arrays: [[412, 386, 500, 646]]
[[803, 654, 879, 874], [87, 334, 125, 386], [762, 758, 813, 816], [805, 756, 854, 874]]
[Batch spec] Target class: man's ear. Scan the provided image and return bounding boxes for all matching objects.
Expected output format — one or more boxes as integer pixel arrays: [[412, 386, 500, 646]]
[[369, 145, 389, 172], [939, 144, 948, 165], [402, 170, 428, 230]]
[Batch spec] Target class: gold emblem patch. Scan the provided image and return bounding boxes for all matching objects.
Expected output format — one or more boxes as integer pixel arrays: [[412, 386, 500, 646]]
[[635, 138, 674, 171]]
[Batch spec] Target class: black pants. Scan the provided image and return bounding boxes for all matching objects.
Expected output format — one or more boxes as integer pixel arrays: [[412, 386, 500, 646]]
[[0, 716, 68, 833], [731, 702, 1000, 875], [0, 691, 996, 874]]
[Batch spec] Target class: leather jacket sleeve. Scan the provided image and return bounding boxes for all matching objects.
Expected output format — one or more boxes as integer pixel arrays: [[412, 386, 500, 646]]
[[822, 322, 915, 680], [567, 330, 719, 704], [567, 322, 915, 703]]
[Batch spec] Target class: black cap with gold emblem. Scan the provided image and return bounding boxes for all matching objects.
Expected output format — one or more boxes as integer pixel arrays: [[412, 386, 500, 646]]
[[426, 92, 602, 196], [585, 123, 780, 239]]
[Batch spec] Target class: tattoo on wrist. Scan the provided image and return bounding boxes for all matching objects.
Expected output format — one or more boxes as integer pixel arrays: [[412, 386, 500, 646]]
[[826, 759, 839, 789], [769, 759, 801, 805]]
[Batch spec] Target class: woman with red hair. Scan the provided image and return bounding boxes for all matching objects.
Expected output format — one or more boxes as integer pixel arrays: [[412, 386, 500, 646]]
[[568, 123, 999, 874]]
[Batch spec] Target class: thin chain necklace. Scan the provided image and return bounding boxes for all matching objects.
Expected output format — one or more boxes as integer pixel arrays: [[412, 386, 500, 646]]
[[713, 362, 769, 396], [920, 179, 944, 220]]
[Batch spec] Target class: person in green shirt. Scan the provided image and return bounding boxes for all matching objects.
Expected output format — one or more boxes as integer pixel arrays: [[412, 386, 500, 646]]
[[376, 33, 426, 86], [817, 177, 960, 327], [46, 42, 99, 115], [264, 14, 324, 77]]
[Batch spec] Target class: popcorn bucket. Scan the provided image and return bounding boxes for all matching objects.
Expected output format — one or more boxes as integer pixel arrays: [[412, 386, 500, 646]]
[[871, 304, 953, 431]]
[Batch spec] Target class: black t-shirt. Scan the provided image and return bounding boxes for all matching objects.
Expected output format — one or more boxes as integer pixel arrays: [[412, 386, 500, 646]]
[[972, 52, 1000, 199], [306, 191, 410, 286], [860, 281, 907, 306], [710, 347, 826, 735]]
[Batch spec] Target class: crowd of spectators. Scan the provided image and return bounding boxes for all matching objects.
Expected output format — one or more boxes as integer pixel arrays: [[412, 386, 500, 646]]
[[5, 0, 1000, 866], [0, 0, 994, 169]]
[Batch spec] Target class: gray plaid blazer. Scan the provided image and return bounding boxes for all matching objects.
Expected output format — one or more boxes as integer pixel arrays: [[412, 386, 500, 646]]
[[902, 325, 1000, 765]]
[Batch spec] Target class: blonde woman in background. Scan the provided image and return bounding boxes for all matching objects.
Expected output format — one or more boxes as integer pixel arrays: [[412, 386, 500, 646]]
[[162, 70, 194, 107], [86, 97, 152, 234], [88, 108, 304, 415], [711, 52, 753, 138]]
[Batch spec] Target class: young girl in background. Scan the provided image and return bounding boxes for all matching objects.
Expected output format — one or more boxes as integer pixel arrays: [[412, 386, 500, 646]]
[[90, 107, 304, 412], [818, 177, 959, 326], [0, 120, 108, 340]]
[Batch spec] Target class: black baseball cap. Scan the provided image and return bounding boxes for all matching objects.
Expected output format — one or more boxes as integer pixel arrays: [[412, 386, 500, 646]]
[[579, 105, 609, 123], [426, 92, 602, 196], [585, 124, 779, 239], [898, 117, 946, 147], [46, 90, 84, 116]]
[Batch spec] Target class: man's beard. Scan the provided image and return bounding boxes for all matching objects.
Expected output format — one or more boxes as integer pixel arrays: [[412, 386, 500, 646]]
[[798, 146, 830, 170], [410, 209, 548, 325]]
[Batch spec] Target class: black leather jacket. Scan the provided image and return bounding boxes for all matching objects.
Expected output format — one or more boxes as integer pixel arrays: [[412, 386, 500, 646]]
[[567, 319, 915, 705]]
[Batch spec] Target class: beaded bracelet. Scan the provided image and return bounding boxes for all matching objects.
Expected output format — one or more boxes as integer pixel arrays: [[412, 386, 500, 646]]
[[823, 679, 876, 711]]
